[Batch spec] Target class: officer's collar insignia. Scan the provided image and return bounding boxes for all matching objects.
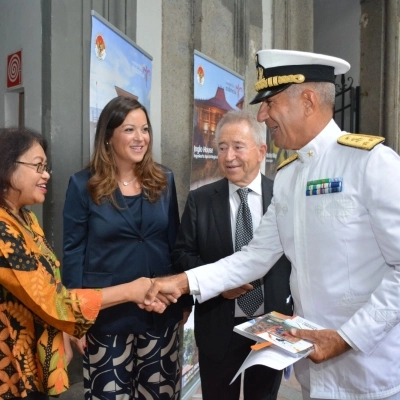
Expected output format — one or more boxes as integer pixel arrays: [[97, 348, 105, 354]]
[[277, 153, 298, 171]]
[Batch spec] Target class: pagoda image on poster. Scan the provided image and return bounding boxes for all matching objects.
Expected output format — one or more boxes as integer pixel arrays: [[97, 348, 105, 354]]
[[191, 51, 244, 190]]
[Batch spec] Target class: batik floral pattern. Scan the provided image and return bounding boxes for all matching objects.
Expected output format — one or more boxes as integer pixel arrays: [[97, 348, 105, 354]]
[[0, 207, 102, 398]]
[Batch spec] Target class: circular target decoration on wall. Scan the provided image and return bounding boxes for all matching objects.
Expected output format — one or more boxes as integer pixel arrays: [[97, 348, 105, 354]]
[[7, 50, 22, 89]]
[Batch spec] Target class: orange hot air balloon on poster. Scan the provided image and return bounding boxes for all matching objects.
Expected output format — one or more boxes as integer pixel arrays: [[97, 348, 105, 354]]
[[197, 66, 205, 85], [95, 34, 106, 60]]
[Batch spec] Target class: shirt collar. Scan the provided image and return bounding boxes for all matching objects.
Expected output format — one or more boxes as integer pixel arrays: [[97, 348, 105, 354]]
[[297, 119, 342, 163], [228, 171, 262, 197]]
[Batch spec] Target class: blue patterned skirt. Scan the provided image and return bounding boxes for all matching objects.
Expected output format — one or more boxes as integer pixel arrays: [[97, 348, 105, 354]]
[[83, 323, 181, 400]]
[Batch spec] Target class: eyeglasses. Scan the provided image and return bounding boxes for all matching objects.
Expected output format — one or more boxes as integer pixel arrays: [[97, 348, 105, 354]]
[[15, 161, 50, 174]]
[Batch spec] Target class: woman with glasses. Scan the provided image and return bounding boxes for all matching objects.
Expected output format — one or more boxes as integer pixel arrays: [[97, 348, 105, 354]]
[[0, 127, 170, 400]]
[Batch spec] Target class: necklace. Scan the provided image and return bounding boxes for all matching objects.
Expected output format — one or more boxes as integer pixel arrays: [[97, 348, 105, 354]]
[[118, 177, 138, 186]]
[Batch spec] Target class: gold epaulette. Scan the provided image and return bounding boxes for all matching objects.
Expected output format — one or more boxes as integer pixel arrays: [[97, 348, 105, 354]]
[[277, 153, 298, 171], [337, 134, 384, 150]]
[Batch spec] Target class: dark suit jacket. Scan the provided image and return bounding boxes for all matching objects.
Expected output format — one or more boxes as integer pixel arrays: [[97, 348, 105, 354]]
[[62, 167, 186, 335], [172, 176, 292, 362]]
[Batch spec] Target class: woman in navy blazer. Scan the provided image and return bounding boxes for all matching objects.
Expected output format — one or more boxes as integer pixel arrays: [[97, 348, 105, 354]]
[[62, 97, 185, 400]]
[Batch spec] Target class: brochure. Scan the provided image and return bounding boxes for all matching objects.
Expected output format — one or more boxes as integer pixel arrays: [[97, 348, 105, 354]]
[[233, 311, 323, 357], [231, 312, 323, 377], [230, 346, 308, 384]]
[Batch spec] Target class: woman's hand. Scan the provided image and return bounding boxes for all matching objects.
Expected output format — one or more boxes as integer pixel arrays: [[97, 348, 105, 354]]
[[138, 298, 168, 313], [144, 274, 189, 306], [131, 277, 181, 310], [63, 332, 74, 365], [100, 277, 180, 312], [69, 334, 87, 356]]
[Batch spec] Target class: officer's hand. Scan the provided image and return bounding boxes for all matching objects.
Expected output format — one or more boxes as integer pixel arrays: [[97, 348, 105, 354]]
[[290, 328, 351, 363], [138, 298, 167, 313], [221, 284, 253, 299], [144, 274, 189, 306]]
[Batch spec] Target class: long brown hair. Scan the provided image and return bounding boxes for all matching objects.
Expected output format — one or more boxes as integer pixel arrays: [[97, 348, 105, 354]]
[[87, 96, 167, 205]]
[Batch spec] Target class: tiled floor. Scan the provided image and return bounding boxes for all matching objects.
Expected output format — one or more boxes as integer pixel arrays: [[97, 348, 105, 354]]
[[189, 372, 302, 400], [61, 369, 302, 400], [277, 372, 302, 400]]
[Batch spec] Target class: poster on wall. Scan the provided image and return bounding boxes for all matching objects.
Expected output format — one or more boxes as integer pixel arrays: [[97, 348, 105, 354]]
[[89, 11, 152, 153], [191, 51, 244, 190]]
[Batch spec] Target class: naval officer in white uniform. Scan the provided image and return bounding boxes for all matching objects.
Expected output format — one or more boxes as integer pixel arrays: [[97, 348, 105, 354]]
[[145, 50, 400, 400]]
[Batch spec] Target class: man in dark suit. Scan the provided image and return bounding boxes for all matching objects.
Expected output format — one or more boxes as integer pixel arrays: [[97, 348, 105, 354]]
[[172, 110, 292, 400]]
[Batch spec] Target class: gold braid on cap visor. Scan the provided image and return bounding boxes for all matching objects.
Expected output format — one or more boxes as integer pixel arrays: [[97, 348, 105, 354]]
[[254, 73, 306, 92]]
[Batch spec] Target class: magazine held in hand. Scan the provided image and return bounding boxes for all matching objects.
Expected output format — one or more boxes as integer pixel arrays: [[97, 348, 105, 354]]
[[231, 311, 323, 380]]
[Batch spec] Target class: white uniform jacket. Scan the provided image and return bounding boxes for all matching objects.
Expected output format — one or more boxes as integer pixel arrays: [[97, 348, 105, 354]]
[[190, 119, 400, 399]]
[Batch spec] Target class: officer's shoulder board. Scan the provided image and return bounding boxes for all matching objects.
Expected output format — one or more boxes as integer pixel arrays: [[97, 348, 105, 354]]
[[337, 134, 384, 150], [277, 153, 298, 171]]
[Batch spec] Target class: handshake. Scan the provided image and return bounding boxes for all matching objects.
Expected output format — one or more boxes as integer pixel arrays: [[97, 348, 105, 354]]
[[137, 273, 190, 313]]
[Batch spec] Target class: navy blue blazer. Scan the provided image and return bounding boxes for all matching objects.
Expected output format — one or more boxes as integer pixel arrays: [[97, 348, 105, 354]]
[[62, 167, 184, 335]]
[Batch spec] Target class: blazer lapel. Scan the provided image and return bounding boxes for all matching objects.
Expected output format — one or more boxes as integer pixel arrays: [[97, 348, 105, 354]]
[[211, 179, 234, 254]]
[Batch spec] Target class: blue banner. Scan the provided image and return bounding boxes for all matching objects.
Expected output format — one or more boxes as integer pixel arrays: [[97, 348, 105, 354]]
[[89, 12, 152, 152]]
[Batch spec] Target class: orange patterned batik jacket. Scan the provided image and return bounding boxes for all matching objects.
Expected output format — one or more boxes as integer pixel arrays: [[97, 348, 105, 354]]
[[0, 207, 102, 399]]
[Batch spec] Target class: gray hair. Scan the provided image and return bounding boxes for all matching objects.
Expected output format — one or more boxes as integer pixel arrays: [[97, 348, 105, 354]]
[[286, 82, 335, 109], [215, 110, 266, 146]]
